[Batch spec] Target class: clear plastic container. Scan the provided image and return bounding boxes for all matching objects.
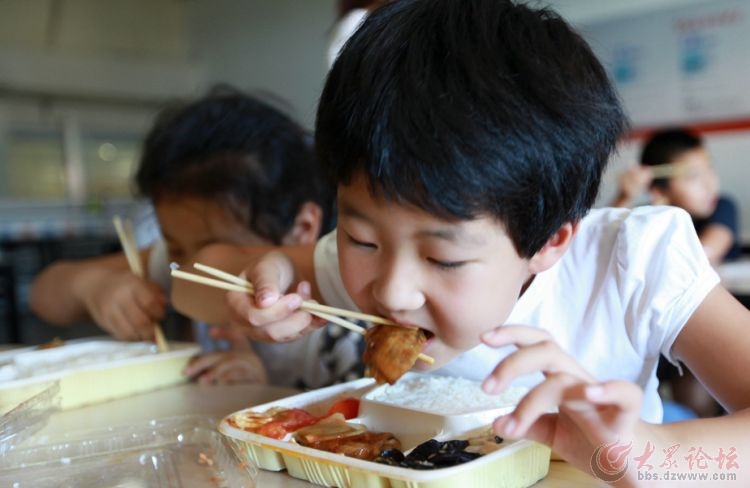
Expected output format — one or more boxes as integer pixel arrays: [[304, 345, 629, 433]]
[[0, 415, 257, 488], [0, 381, 60, 456]]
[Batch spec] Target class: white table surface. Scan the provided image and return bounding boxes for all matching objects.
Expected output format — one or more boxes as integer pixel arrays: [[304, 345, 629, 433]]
[[717, 258, 750, 295], [21, 382, 603, 488]]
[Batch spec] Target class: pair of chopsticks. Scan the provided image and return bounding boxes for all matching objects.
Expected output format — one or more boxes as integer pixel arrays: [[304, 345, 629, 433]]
[[171, 263, 434, 365], [112, 216, 169, 353]]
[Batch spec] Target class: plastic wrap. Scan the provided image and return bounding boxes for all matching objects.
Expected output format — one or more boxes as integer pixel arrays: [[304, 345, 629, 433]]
[[0, 415, 257, 488]]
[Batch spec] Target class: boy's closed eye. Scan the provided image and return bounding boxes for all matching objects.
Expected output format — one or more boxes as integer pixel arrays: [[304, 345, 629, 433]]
[[346, 231, 467, 270], [345, 233, 377, 249], [427, 258, 467, 271]]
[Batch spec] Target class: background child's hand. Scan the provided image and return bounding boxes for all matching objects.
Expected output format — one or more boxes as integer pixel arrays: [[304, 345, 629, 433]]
[[612, 165, 654, 208], [226, 251, 326, 342], [183, 327, 268, 385], [481, 325, 645, 471], [82, 270, 166, 341]]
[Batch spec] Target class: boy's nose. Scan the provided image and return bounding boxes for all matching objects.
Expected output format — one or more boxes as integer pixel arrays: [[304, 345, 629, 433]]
[[371, 261, 425, 314]]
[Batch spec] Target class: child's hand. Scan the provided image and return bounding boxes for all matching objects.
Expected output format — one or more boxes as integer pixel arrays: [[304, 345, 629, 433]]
[[481, 325, 645, 471], [225, 251, 326, 342], [183, 327, 268, 385], [83, 271, 166, 341], [612, 166, 653, 208]]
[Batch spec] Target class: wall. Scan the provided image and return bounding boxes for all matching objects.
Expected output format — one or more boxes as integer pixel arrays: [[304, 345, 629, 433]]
[[185, 0, 337, 129], [0, 0, 204, 209], [546, 0, 712, 25], [0, 0, 202, 101], [581, 0, 750, 242]]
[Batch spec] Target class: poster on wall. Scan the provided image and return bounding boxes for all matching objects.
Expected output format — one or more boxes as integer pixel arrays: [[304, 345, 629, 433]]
[[582, 0, 750, 129]]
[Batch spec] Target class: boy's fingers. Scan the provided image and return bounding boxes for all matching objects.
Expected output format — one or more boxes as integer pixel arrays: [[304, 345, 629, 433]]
[[209, 356, 267, 385], [243, 294, 304, 328], [134, 286, 166, 321], [481, 324, 554, 348], [248, 251, 296, 307], [227, 301, 314, 342], [497, 372, 582, 438], [226, 290, 304, 336], [581, 380, 644, 413], [296, 280, 312, 299], [258, 310, 316, 342], [183, 353, 218, 379], [111, 310, 141, 340], [483, 339, 594, 394]]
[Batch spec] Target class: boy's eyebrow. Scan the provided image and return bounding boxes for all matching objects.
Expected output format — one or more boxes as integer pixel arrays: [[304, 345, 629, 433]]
[[415, 227, 487, 246], [340, 201, 487, 245], [339, 202, 370, 221], [415, 227, 462, 242]]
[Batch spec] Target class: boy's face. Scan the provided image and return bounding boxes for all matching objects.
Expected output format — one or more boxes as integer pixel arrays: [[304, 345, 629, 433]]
[[155, 196, 271, 265], [657, 147, 719, 219], [336, 174, 535, 369]]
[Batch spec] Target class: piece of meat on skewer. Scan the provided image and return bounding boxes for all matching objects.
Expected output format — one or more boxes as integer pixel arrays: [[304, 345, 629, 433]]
[[363, 325, 427, 384]]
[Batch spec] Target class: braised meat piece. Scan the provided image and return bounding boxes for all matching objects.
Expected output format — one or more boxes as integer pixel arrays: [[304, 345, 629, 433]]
[[297, 429, 401, 460], [293, 414, 401, 461], [311, 431, 402, 460], [363, 325, 427, 384]]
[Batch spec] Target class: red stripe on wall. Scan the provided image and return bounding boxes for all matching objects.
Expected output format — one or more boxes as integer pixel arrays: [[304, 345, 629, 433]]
[[624, 117, 750, 141]]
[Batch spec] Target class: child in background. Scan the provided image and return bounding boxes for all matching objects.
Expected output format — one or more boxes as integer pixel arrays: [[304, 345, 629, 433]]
[[30, 86, 363, 388], [613, 128, 741, 421], [221, 0, 750, 483], [612, 127, 741, 266]]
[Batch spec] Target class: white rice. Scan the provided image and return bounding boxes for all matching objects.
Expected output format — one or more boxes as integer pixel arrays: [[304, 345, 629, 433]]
[[364, 374, 527, 415]]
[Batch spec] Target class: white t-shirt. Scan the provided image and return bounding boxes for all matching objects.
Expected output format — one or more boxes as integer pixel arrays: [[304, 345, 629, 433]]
[[327, 9, 369, 69], [314, 206, 720, 423]]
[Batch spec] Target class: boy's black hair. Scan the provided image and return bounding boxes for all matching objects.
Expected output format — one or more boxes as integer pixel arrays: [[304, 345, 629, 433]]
[[136, 85, 335, 244], [640, 128, 703, 190], [316, 0, 627, 257]]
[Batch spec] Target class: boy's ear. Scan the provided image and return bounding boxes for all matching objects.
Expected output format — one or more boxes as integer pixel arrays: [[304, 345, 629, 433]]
[[527, 221, 579, 274], [281, 201, 323, 245]]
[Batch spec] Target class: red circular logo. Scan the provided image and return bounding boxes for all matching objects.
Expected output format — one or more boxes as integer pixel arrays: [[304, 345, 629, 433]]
[[590, 438, 634, 483]]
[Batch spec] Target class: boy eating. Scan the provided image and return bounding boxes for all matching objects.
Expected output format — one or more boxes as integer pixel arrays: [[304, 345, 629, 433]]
[[222, 0, 750, 483]]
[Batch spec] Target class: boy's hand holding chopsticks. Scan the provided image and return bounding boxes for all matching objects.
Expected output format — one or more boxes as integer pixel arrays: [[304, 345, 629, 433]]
[[171, 258, 433, 364]]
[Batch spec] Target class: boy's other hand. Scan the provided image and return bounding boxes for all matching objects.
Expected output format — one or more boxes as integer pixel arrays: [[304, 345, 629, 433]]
[[226, 251, 326, 343], [480, 325, 645, 473], [183, 327, 268, 385], [83, 271, 166, 341]]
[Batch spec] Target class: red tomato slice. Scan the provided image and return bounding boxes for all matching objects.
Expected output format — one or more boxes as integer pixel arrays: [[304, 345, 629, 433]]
[[325, 397, 360, 420], [257, 408, 320, 439]]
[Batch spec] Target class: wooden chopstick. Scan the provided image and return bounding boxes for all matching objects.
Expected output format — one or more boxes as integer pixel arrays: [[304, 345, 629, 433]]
[[648, 163, 687, 179], [172, 263, 434, 364], [192, 262, 398, 326], [171, 269, 362, 332], [113, 216, 169, 353]]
